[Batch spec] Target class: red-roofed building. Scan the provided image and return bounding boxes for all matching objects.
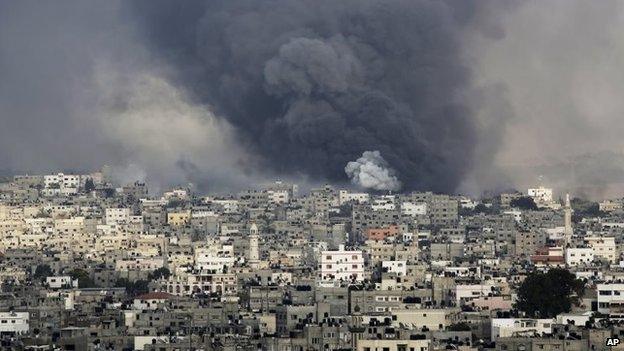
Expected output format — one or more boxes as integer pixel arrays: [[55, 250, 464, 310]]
[[530, 246, 565, 267]]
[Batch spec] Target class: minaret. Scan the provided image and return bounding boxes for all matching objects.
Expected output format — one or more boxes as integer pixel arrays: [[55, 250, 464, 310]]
[[248, 223, 260, 267], [564, 194, 573, 248]]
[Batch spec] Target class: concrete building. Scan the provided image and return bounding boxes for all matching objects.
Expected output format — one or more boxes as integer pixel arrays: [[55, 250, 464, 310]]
[[491, 318, 554, 340], [0, 312, 29, 334], [319, 245, 365, 283]]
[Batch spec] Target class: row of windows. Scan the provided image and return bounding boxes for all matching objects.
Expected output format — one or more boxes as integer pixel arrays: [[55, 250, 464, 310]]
[[599, 290, 623, 295], [323, 264, 360, 269]]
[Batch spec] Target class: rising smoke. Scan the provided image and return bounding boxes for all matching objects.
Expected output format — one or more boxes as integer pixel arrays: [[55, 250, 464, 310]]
[[126, 0, 513, 193], [345, 151, 401, 191], [3, 1, 623, 196], [0, 0, 262, 192]]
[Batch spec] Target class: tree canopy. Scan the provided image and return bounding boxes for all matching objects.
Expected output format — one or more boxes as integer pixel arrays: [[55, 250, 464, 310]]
[[33, 264, 53, 279], [515, 268, 585, 318], [148, 267, 171, 281], [69, 268, 96, 288], [510, 196, 539, 211], [115, 278, 149, 297]]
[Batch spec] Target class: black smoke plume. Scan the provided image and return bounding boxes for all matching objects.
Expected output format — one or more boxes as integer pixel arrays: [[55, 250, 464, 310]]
[[128, 0, 506, 192]]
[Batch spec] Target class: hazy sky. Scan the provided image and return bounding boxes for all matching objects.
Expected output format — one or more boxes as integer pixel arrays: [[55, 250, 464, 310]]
[[1, 0, 623, 197]]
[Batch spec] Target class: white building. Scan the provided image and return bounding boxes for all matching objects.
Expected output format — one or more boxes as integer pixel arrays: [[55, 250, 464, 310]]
[[134, 336, 169, 351], [454, 283, 495, 305], [401, 202, 427, 217], [319, 245, 365, 282], [356, 339, 429, 351], [44, 173, 81, 195], [503, 210, 522, 222], [565, 247, 594, 266], [0, 312, 29, 334], [371, 195, 396, 211], [105, 208, 131, 225], [163, 189, 188, 200], [46, 276, 77, 289], [599, 200, 622, 212], [459, 196, 477, 209], [556, 312, 593, 326], [491, 318, 554, 340], [597, 283, 624, 316], [211, 199, 240, 214], [115, 257, 165, 272], [164, 272, 238, 296], [585, 236, 617, 263], [267, 190, 289, 205], [382, 260, 407, 276], [445, 266, 481, 278], [338, 190, 369, 205], [194, 246, 237, 273], [391, 309, 447, 330], [528, 186, 553, 205], [132, 292, 173, 310]]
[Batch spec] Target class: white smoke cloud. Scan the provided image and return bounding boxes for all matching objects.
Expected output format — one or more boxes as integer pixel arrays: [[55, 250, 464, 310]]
[[345, 151, 401, 191], [89, 62, 263, 192]]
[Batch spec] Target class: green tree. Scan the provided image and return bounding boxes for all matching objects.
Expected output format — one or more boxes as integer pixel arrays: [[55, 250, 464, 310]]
[[515, 268, 585, 318], [510, 196, 539, 211], [33, 264, 53, 279], [115, 278, 150, 297], [148, 267, 171, 281], [69, 269, 96, 288]]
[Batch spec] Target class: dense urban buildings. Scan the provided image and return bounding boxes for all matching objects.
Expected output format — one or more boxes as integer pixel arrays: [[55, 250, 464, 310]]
[[4, 0, 624, 349], [0, 169, 622, 350]]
